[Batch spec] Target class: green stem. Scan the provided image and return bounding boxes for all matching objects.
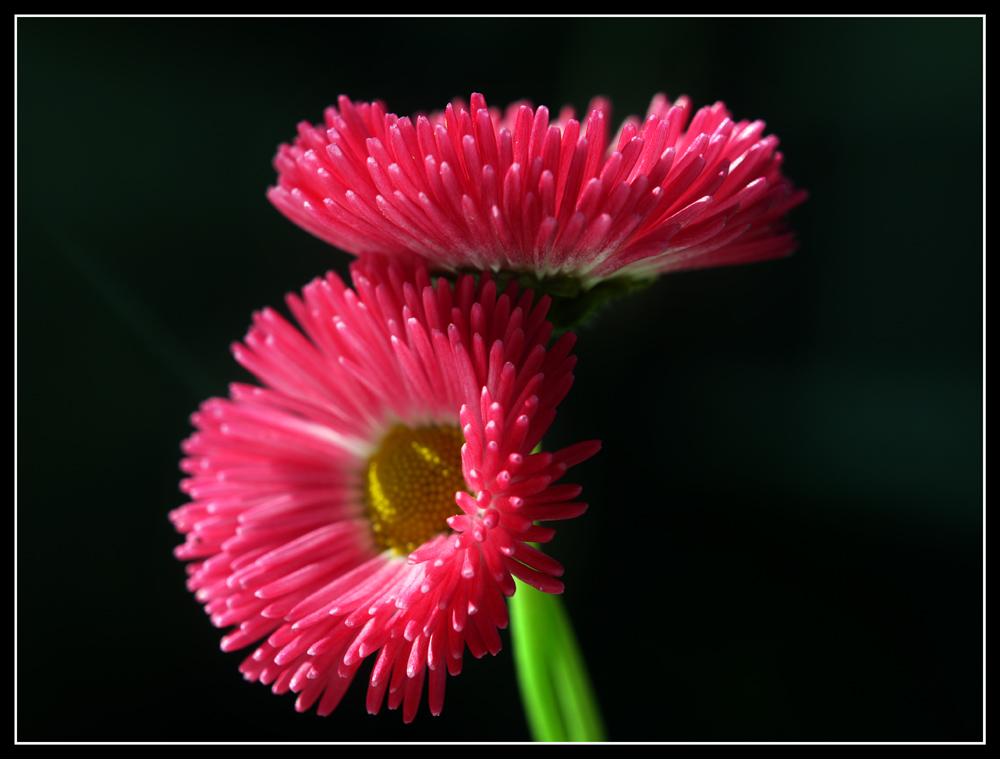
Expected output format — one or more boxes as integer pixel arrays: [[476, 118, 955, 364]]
[[509, 579, 606, 742]]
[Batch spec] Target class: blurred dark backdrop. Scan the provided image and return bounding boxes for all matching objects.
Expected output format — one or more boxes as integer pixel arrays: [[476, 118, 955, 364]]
[[17, 16, 982, 742]]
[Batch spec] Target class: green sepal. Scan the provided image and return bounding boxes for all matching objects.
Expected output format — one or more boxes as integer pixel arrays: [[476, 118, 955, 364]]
[[436, 269, 655, 332]]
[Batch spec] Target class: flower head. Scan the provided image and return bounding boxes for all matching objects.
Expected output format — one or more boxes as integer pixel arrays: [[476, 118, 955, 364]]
[[269, 92, 806, 294], [170, 256, 599, 721]]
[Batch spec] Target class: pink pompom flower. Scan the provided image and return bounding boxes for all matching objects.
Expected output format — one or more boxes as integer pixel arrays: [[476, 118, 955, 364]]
[[269, 92, 806, 289], [170, 256, 600, 721]]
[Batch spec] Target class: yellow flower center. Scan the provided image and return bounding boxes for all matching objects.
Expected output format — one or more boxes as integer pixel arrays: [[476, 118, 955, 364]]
[[364, 424, 468, 555]]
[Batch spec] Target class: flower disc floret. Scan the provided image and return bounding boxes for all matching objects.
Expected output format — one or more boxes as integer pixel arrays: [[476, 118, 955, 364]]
[[170, 256, 600, 721], [365, 424, 468, 555]]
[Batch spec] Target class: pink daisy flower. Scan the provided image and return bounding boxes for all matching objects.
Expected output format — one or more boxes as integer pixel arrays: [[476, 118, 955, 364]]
[[170, 256, 600, 722], [268, 92, 806, 287]]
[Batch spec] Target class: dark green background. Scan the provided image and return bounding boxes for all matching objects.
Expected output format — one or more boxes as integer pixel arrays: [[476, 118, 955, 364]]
[[17, 17, 982, 742]]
